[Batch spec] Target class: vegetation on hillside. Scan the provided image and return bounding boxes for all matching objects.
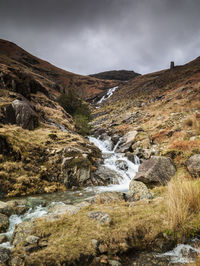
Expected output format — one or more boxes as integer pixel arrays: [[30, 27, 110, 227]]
[[57, 89, 92, 135]]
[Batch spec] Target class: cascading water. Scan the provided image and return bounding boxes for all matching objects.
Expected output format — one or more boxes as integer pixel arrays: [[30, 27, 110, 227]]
[[0, 205, 48, 249], [97, 86, 118, 104], [89, 136, 139, 192]]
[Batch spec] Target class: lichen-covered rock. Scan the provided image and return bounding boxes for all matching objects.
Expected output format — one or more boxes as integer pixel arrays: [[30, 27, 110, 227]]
[[6, 200, 28, 215], [48, 203, 80, 216], [12, 99, 39, 130], [186, 154, 200, 177], [61, 155, 91, 188], [134, 156, 176, 187], [0, 247, 10, 265], [92, 191, 125, 204], [126, 180, 153, 201], [87, 211, 111, 224], [93, 166, 120, 185], [11, 220, 35, 246], [0, 213, 9, 233], [0, 201, 14, 216]]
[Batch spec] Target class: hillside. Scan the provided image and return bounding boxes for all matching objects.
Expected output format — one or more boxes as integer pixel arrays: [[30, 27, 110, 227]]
[[89, 69, 140, 81], [0, 39, 120, 197], [0, 39, 118, 100], [1, 40, 200, 265], [92, 57, 200, 166]]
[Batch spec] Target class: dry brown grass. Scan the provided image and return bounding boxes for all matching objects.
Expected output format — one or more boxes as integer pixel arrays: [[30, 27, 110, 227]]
[[13, 199, 167, 265], [167, 172, 200, 231], [169, 139, 200, 152]]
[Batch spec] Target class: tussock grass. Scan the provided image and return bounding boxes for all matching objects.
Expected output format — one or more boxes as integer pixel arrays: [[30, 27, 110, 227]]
[[167, 173, 200, 231], [13, 200, 167, 265]]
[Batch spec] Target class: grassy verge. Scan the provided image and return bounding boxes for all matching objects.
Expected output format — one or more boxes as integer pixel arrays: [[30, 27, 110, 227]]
[[12, 173, 200, 265]]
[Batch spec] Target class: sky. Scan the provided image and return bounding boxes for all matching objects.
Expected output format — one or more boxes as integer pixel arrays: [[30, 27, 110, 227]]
[[0, 0, 200, 75]]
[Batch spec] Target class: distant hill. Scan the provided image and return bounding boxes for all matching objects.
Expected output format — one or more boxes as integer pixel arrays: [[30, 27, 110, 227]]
[[89, 70, 140, 81]]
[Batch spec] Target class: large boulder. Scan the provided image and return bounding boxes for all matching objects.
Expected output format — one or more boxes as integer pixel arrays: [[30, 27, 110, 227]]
[[134, 156, 176, 187], [61, 156, 91, 188], [126, 180, 153, 202], [2, 100, 39, 130], [186, 154, 200, 178]]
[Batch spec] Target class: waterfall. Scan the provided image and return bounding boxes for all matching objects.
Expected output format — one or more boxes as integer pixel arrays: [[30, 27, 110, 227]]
[[89, 136, 139, 192], [97, 86, 118, 104]]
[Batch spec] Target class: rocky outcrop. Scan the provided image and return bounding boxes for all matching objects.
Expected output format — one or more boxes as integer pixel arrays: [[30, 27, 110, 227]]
[[134, 156, 176, 187], [61, 155, 91, 188], [126, 180, 153, 201], [186, 154, 200, 178], [93, 166, 120, 185], [0, 213, 9, 233], [2, 99, 39, 130], [0, 201, 14, 216], [11, 220, 35, 246], [117, 130, 138, 153], [0, 247, 11, 265]]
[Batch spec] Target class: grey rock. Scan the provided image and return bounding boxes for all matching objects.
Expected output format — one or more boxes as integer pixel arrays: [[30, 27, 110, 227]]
[[108, 260, 122, 266], [25, 235, 40, 245], [0, 201, 13, 216], [26, 197, 46, 208], [0, 213, 9, 233], [11, 220, 35, 246], [115, 160, 128, 171], [0, 247, 10, 264], [87, 211, 111, 224], [3, 100, 39, 130], [0, 235, 8, 244], [94, 166, 120, 185], [186, 154, 200, 177], [91, 239, 99, 249], [134, 156, 176, 187], [45, 203, 81, 222], [126, 180, 153, 201], [92, 192, 125, 204], [98, 243, 108, 253], [117, 130, 138, 153]]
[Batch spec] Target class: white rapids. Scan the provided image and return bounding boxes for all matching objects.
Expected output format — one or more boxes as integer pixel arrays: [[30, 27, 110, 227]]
[[89, 136, 139, 192], [156, 243, 200, 264], [0, 205, 48, 249]]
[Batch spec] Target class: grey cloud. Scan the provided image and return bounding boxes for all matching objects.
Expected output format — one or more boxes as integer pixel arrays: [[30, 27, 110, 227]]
[[0, 0, 200, 75]]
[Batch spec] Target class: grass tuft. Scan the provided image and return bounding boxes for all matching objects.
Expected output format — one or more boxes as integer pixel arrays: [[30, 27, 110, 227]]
[[167, 176, 200, 231]]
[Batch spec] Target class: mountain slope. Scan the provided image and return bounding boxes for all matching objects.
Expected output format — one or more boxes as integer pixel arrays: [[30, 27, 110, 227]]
[[0, 39, 118, 100], [92, 57, 200, 167], [0, 39, 119, 197]]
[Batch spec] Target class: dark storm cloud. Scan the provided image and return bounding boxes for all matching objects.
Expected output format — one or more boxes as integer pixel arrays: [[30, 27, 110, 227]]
[[0, 0, 200, 75]]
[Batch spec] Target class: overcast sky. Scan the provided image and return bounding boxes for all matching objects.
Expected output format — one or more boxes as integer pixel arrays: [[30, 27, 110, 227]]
[[0, 0, 200, 75]]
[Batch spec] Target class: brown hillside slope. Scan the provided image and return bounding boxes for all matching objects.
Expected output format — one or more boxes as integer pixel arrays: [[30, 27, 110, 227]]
[[0, 39, 116, 197], [92, 57, 200, 167], [0, 39, 117, 99]]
